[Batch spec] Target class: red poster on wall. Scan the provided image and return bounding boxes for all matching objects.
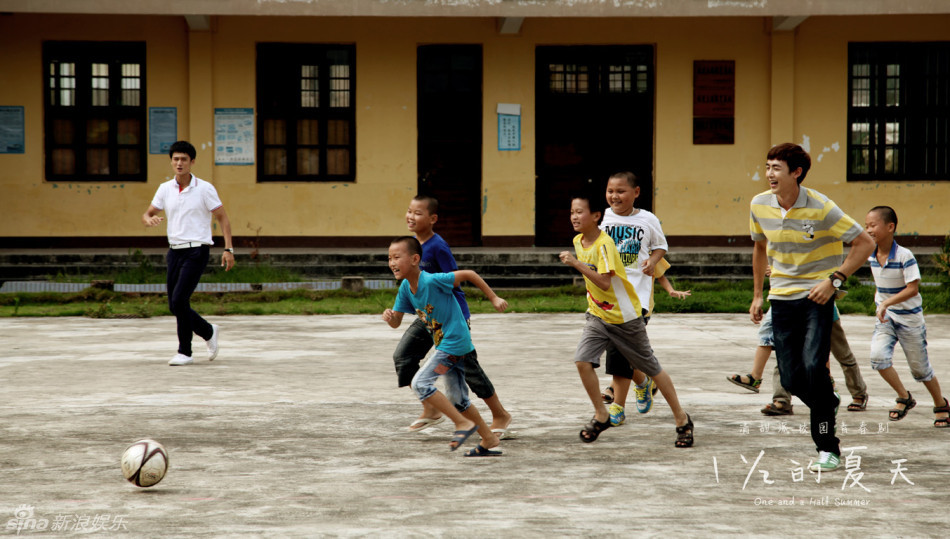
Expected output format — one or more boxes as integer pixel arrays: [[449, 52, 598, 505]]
[[694, 60, 735, 144]]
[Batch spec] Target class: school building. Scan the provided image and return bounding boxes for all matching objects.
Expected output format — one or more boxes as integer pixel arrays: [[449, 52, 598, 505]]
[[1, 1, 948, 249]]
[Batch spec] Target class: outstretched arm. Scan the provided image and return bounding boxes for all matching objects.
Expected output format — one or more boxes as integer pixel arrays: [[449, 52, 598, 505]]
[[657, 275, 690, 299], [453, 270, 508, 312]]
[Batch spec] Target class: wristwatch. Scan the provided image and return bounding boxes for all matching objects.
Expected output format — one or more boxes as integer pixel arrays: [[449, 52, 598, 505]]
[[830, 271, 845, 289], [223, 248, 234, 254]]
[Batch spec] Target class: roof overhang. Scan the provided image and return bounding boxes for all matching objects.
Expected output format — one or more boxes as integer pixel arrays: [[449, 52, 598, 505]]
[[3, 0, 950, 18]]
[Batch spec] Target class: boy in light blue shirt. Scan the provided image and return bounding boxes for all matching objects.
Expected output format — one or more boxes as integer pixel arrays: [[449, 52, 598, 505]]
[[382, 236, 510, 455]]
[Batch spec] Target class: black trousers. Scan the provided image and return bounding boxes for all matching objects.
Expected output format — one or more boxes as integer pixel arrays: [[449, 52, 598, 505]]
[[166, 245, 213, 357], [772, 297, 840, 456]]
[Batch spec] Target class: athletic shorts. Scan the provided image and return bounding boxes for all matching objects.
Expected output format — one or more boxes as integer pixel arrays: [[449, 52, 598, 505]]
[[574, 313, 662, 378]]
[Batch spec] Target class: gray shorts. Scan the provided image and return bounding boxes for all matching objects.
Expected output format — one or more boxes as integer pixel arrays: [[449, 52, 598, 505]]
[[574, 313, 662, 377]]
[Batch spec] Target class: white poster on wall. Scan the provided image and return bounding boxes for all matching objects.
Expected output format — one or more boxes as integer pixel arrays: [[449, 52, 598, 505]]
[[214, 108, 254, 165]]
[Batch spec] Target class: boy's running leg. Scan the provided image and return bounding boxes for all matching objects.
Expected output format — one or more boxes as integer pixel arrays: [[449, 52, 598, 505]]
[[872, 323, 914, 421], [652, 370, 694, 448], [412, 350, 482, 450], [830, 320, 868, 409], [422, 391, 478, 449], [728, 345, 769, 393], [922, 378, 949, 427], [651, 371, 689, 427], [894, 321, 946, 426], [577, 361, 611, 442], [459, 405, 500, 450], [461, 351, 512, 433], [394, 318, 442, 427]]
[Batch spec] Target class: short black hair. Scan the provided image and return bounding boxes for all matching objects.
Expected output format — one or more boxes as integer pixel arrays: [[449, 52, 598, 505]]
[[169, 140, 197, 160], [767, 143, 811, 183], [572, 191, 605, 217], [412, 195, 439, 215], [609, 171, 640, 189], [391, 236, 422, 257], [870, 205, 898, 230]]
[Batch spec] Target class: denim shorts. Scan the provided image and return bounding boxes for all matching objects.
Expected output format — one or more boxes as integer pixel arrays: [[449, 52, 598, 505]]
[[410, 349, 473, 412], [870, 320, 933, 382], [757, 308, 774, 348], [392, 317, 494, 398]]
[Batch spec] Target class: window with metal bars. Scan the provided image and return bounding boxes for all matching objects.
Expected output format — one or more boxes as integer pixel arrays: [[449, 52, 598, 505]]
[[256, 43, 355, 182], [43, 41, 146, 181], [546, 61, 649, 95], [848, 42, 950, 181]]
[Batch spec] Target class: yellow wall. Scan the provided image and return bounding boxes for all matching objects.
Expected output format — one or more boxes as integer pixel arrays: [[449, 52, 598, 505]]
[[0, 14, 190, 238], [794, 15, 950, 237], [1, 13, 949, 241]]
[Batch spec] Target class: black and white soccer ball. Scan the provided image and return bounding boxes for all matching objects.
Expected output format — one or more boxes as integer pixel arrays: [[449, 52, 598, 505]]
[[121, 439, 168, 487]]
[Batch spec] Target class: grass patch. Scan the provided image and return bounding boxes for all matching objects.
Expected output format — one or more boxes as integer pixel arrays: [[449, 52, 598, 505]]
[[50, 249, 305, 284], [3, 279, 948, 318]]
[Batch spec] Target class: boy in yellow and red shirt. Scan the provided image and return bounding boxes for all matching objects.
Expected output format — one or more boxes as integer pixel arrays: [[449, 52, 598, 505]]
[[558, 193, 693, 447]]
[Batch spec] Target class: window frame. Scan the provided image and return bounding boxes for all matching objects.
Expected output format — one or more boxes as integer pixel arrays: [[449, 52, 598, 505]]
[[847, 42, 950, 182], [42, 41, 147, 182], [256, 43, 356, 183]]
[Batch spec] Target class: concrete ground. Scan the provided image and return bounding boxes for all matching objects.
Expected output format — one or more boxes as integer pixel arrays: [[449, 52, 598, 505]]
[[1, 312, 948, 537]]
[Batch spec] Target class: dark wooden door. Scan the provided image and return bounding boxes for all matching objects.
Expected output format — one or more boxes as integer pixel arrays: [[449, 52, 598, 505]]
[[535, 46, 655, 247], [417, 45, 483, 247]]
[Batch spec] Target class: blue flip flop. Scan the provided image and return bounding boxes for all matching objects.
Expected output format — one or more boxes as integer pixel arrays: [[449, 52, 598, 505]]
[[464, 444, 503, 457], [449, 425, 479, 451]]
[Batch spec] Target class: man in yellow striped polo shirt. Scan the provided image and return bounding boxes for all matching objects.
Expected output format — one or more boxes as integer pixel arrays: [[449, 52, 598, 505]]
[[748, 143, 875, 473]]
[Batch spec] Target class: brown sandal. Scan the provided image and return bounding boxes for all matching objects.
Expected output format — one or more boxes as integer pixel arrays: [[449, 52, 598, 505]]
[[580, 416, 611, 443], [761, 401, 793, 416], [934, 397, 950, 428], [675, 415, 694, 448], [847, 394, 869, 412], [889, 392, 916, 421]]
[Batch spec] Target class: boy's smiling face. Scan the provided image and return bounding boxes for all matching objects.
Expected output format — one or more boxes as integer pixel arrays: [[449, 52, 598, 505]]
[[570, 198, 601, 234], [388, 241, 419, 280], [406, 200, 437, 236], [864, 210, 894, 246], [605, 176, 639, 216]]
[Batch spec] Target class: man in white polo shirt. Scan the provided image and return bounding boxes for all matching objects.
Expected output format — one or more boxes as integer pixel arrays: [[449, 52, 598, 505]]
[[142, 140, 235, 366]]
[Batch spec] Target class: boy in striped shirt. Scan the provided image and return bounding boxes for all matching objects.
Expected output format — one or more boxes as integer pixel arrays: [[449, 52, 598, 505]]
[[865, 206, 949, 428]]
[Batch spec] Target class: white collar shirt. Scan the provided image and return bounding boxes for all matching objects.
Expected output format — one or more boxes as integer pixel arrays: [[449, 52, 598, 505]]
[[150, 174, 223, 246]]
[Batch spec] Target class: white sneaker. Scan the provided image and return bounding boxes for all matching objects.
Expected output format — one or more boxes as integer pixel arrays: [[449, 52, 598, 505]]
[[169, 353, 194, 366], [206, 324, 220, 361]]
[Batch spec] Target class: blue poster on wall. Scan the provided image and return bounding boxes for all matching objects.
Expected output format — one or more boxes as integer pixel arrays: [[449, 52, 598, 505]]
[[497, 103, 521, 151], [214, 108, 255, 165], [149, 107, 177, 154], [0, 106, 25, 154]]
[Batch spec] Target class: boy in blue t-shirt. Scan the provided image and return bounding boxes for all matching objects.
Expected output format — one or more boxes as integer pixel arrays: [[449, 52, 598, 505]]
[[383, 236, 509, 455], [392, 195, 511, 436]]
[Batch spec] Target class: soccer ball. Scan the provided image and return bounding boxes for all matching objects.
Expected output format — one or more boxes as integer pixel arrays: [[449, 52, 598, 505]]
[[121, 439, 169, 487]]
